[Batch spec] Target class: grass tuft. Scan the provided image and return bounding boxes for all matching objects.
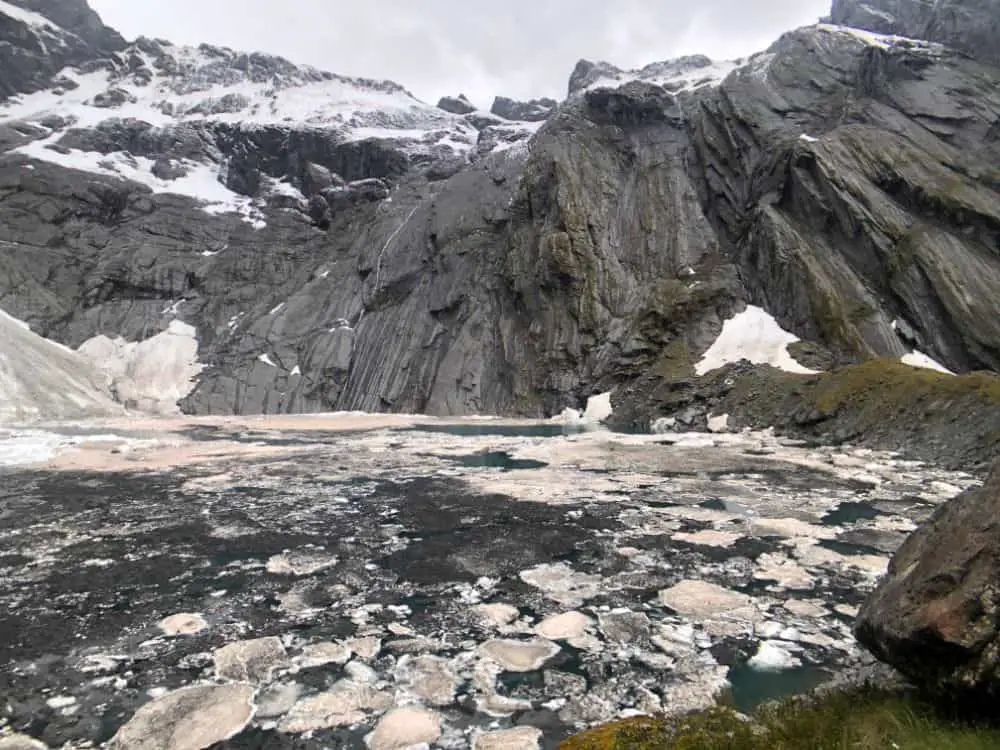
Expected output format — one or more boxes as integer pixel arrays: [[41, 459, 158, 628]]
[[559, 689, 1000, 750]]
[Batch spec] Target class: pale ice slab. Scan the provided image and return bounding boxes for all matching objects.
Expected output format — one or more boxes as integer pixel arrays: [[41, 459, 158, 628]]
[[583, 392, 614, 423], [696, 305, 818, 376], [77, 320, 204, 415], [748, 640, 801, 671], [552, 391, 614, 427], [0, 308, 121, 424]]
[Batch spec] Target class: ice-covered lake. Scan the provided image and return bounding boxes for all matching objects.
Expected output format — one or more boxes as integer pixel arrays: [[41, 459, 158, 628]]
[[0, 414, 976, 749]]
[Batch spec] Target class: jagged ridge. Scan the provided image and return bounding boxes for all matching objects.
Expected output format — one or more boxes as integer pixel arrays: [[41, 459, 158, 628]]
[[0, 0, 997, 421]]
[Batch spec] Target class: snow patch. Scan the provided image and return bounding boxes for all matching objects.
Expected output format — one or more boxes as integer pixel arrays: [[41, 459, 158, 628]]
[[77, 320, 204, 415], [799, 134, 819, 143], [817, 23, 944, 52], [583, 59, 738, 95], [901, 350, 953, 375], [13, 141, 267, 227], [258, 353, 277, 368], [0, 46, 467, 148], [696, 306, 818, 376], [0, 0, 60, 30]]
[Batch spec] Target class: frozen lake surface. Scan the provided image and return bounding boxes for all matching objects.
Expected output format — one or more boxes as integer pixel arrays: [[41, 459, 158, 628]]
[[0, 415, 976, 748]]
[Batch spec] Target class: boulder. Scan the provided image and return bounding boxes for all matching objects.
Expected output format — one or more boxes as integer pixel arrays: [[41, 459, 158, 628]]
[[437, 94, 476, 115], [489, 95, 556, 122], [856, 462, 1000, 695]]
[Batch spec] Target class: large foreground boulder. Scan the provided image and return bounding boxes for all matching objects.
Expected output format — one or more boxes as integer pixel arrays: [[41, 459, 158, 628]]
[[856, 461, 1000, 695]]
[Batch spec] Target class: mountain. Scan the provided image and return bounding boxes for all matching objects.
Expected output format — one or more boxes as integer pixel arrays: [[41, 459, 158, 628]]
[[1, 0, 999, 423]]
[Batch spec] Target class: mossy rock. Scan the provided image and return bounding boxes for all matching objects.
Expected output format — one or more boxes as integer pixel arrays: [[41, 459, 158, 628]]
[[805, 358, 1000, 417], [559, 688, 1000, 750], [654, 338, 695, 380]]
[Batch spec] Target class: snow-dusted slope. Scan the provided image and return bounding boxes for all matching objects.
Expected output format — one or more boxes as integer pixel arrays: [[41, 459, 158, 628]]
[[0, 18, 492, 226], [569, 55, 742, 96], [568, 23, 943, 99], [0, 36, 469, 136], [0, 309, 123, 423]]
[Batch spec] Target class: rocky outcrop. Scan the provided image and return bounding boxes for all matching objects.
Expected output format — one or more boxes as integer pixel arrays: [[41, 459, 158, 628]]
[[829, 0, 1000, 67], [437, 94, 476, 115], [490, 95, 557, 122], [0, 0, 999, 421], [0, 0, 124, 98], [855, 461, 1000, 696]]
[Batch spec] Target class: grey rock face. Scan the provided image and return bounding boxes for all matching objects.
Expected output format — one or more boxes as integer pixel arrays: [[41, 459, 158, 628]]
[[0, 0, 123, 98], [1, 1, 999, 420], [829, 0, 1000, 67]]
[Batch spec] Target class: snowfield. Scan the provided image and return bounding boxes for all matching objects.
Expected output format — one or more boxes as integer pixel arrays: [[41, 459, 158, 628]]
[[696, 305, 819, 376]]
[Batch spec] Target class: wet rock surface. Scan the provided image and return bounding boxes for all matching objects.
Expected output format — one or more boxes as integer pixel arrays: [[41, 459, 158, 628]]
[[0, 418, 979, 747]]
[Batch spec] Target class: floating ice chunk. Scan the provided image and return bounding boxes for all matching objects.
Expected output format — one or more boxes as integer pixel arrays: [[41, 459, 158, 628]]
[[696, 305, 818, 376], [901, 350, 953, 375], [747, 640, 800, 671], [707, 413, 730, 433], [583, 392, 613, 423]]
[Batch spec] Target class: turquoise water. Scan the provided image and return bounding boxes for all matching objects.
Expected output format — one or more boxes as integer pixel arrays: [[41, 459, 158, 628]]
[[401, 423, 589, 438], [449, 451, 548, 471], [726, 661, 833, 713]]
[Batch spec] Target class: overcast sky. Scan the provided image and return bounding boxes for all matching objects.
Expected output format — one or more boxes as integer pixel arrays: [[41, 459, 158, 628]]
[[89, 0, 831, 107]]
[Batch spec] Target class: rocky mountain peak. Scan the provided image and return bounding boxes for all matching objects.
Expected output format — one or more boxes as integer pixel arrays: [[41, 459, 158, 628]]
[[5, 0, 124, 52], [568, 54, 736, 96], [829, 0, 1000, 66], [489, 95, 557, 122], [1, 0, 1000, 425], [436, 93, 476, 115]]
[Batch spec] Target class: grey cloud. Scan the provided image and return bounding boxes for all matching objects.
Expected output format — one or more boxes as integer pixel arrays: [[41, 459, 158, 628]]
[[89, 0, 831, 106]]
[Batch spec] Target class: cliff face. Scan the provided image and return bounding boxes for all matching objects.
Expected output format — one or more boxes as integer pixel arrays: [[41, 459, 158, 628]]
[[830, 0, 1000, 66], [1, 0, 999, 417]]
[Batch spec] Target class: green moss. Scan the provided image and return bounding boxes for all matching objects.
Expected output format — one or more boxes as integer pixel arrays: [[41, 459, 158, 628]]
[[806, 358, 1000, 417], [808, 286, 866, 353], [560, 689, 1000, 750], [654, 338, 695, 380], [888, 224, 927, 276]]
